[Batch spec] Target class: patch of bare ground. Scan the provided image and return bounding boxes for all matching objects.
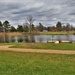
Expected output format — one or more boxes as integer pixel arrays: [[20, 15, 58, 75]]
[[0, 45, 75, 54]]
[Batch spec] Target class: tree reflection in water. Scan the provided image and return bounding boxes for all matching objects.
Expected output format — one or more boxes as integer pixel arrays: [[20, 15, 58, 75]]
[[0, 35, 75, 43]]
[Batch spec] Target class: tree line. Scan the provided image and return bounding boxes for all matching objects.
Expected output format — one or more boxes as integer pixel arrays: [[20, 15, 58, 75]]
[[47, 22, 75, 32], [0, 20, 75, 33]]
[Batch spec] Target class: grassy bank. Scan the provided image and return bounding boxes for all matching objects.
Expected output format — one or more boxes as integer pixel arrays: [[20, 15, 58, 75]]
[[39, 31, 75, 35], [0, 32, 23, 36], [11, 43, 75, 50], [0, 31, 75, 36], [0, 51, 75, 75]]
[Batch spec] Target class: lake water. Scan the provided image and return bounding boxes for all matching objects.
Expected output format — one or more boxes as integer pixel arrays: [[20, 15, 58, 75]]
[[0, 35, 75, 43]]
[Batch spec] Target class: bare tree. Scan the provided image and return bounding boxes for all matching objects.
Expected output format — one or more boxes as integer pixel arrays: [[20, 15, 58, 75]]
[[26, 15, 35, 34]]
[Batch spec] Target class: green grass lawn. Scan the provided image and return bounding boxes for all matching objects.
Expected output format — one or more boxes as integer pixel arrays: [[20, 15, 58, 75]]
[[0, 42, 75, 50], [0, 51, 75, 75], [11, 43, 75, 50]]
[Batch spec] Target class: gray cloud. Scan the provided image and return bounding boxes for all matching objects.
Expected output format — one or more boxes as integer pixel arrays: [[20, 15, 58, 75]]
[[0, 0, 75, 27]]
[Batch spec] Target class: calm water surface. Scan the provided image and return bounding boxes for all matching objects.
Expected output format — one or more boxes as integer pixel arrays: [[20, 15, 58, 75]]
[[0, 35, 75, 43]]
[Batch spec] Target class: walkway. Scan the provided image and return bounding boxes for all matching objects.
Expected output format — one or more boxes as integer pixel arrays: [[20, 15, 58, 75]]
[[0, 45, 75, 54]]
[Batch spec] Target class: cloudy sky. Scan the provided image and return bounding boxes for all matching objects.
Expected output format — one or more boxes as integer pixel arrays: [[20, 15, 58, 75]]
[[0, 0, 75, 27]]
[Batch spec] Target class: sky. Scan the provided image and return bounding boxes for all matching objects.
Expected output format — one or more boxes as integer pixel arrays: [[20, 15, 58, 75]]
[[0, 0, 75, 27]]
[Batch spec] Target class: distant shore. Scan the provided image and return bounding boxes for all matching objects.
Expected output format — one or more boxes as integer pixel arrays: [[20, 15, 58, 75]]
[[0, 31, 75, 36], [39, 31, 75, 35]]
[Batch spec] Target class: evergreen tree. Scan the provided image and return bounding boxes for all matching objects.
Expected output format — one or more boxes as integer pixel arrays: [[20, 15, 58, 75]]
[[38, 23, 44, 32], [0, 21, 3, 32], [3, 20, 10, 32], [23, 25, 29, 32], [56, 21, 62, 31], [10, 26, 16, 32], [17, 25, 23, 32]]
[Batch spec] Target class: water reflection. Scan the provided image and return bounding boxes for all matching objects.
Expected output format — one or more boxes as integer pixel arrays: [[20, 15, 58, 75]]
[[0, 34, 9, 43], [0, 35, 75, 43], [23, 36, 30, 42], [28, 35, 35, 43]]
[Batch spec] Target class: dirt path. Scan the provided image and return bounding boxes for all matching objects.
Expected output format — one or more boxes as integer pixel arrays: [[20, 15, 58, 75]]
[[0, 45, 75, 54]]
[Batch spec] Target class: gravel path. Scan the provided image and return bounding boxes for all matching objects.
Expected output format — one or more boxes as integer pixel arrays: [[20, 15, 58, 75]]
[[0, 45, 75, 54]]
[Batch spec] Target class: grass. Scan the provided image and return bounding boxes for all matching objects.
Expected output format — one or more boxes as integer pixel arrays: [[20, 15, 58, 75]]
[[11, 43, 75, 50], [0, 31, 75, 37], [0, 42, 75, 50], [0, 42, 20, 46], [0, 32, 23, 36], [0, 51, 75, 75], [39, 31, 75, 35]]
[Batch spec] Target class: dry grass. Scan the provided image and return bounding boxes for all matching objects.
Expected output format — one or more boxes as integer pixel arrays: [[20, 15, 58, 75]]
[[0, 32, 23, 36]]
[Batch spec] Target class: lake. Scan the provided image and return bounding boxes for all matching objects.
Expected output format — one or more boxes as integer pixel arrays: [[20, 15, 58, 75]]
[[0, 35, 75, 43]]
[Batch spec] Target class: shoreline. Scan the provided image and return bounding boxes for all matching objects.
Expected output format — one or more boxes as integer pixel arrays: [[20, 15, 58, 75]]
[[0, 31, 75, 36]]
